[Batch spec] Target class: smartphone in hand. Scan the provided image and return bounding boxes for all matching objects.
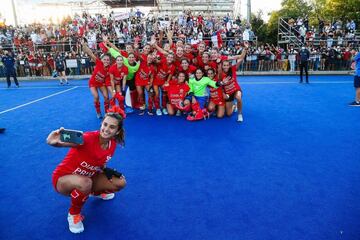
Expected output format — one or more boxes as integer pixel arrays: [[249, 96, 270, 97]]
[[60, 129, 84, 144]]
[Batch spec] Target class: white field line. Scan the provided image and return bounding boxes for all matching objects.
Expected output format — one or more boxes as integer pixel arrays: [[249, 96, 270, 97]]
[[0, 86, 79, 115]]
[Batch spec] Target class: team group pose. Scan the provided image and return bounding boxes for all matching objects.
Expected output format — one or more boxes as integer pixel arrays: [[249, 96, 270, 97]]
[[81, 33, 249, 122]]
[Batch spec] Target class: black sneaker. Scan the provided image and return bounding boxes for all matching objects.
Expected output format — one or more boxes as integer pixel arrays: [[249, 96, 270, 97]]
[[349, 101, 360, 107]]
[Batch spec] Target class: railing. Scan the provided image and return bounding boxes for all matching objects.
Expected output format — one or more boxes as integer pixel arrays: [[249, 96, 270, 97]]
[[0, 35, 258, 54], [0, 54, 353, 78], [278, 17, 303, 48]]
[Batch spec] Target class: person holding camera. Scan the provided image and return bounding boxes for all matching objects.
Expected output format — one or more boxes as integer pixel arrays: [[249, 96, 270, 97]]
[[47, 106, 127, 234]]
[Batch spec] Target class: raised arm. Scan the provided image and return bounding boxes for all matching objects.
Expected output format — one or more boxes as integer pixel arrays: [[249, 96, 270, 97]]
[[81, 40, 97, 62], [150, 36, 170, 56], [166, 29, 174, 47], [227, 42, 249, 61]]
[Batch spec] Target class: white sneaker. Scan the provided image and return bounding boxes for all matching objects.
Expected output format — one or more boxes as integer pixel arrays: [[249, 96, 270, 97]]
[[156, 109, 162, 116], [162, 108, 168, 115], [237, 114, 243, 122], [93, 193, 115, 200], [176, 110, 181, 116], [67, 213, 84, 234]]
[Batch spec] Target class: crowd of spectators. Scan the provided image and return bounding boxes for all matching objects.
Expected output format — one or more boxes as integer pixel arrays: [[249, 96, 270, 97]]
[[0, 10, 358, 78], [287, 16, 357, 48]]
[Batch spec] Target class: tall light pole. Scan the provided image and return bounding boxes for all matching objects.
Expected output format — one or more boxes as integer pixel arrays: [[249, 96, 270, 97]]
[[246, 0, 251, 23], [11, 0, 18, 26]]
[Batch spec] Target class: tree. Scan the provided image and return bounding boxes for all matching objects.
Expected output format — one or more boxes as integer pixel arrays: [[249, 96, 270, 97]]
[[250, 11, 268, 44]]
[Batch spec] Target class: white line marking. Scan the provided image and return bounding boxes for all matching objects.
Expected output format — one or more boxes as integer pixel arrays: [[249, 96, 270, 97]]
[[0, 86, 78, 115], [0, 86, 87, 90]]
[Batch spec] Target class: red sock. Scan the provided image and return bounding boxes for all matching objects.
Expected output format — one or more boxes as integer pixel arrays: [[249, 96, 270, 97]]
[[110, 98, 116, 107], [94, 101, 101, 113], [69, 189, 89, 215], [115, 92, 125, 110], [154, 96, 160, 109], [130, 91, 137, 108], [161, 92, 168, 108], [104, 100, 109, 112], [138, 94, 145, 107], [148, 95, 154, 111]]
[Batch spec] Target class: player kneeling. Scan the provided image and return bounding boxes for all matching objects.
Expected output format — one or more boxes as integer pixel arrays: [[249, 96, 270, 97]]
[[48, 106, 127, 234], [163, 72, 190, 116]]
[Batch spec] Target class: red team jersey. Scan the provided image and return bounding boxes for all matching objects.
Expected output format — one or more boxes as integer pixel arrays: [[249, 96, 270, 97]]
[[109, 64, 129, 85], [184, 53, 195, 63], [52, 131, 117, 190], [198, 61, 217, 72], [177, 65, 197, 79], [153, 58, 175, 86], [209, 77, 225, 106], [220, 65, 241, 95], [135, 62, 155, 86], [163, 82, 190, 107], [89, 59, 110, 88]]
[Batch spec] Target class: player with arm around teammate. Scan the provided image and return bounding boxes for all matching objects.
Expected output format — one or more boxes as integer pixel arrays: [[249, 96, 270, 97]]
[[47, 106, 127, 234]]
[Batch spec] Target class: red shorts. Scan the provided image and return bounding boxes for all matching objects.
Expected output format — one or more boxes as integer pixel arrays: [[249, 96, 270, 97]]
[[89, 80, 105, 88], [135, 78, 150, 87], [210, 98, 225, 106], [224, 82, 241, 95], [153, 78, 165, 86], [168, 103, 179, 110], [105, 80, 112, 87], [52, 172, 61, 192]]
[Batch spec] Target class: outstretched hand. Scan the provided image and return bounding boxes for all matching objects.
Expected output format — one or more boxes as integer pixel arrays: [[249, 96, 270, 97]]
[[102, 34, 109, 43], [46, 127, 78, 147], [46, 127, 64, 146], [150, 35, 157, 46]]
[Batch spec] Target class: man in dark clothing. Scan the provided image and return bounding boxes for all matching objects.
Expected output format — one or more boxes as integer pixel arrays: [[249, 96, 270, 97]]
[[1, 51, 19, 87], [299, 46, 310, 83]]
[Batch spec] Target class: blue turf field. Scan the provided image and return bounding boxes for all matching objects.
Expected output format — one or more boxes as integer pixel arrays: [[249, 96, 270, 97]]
[[0, 75, 360, 240]]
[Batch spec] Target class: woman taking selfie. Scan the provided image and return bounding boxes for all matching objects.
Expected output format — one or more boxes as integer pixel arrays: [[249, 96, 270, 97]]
[[47, 106, 126, 234]]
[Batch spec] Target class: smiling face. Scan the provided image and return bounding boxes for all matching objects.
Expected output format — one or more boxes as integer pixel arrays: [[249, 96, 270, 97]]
[[101, 55, 110, 67], [222, 61, 230, 73], [195, 69, 203, 79], [202, 53, 210, 63], [178, 72, 186, 83], [143, 45, 151, 54], [181, 59, 189, 69], [166, 54, 174, 64], [210, 49, 219, 60], [198, 43, 205, 53], [126, 44, 134, 53], [128, 53, 136, 64], [100, 115, 120, 140], [176, 47, 184, 57], [184, 44, 192, 53], [207, 69, 215, 79], [116, 56, 123, 66]]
